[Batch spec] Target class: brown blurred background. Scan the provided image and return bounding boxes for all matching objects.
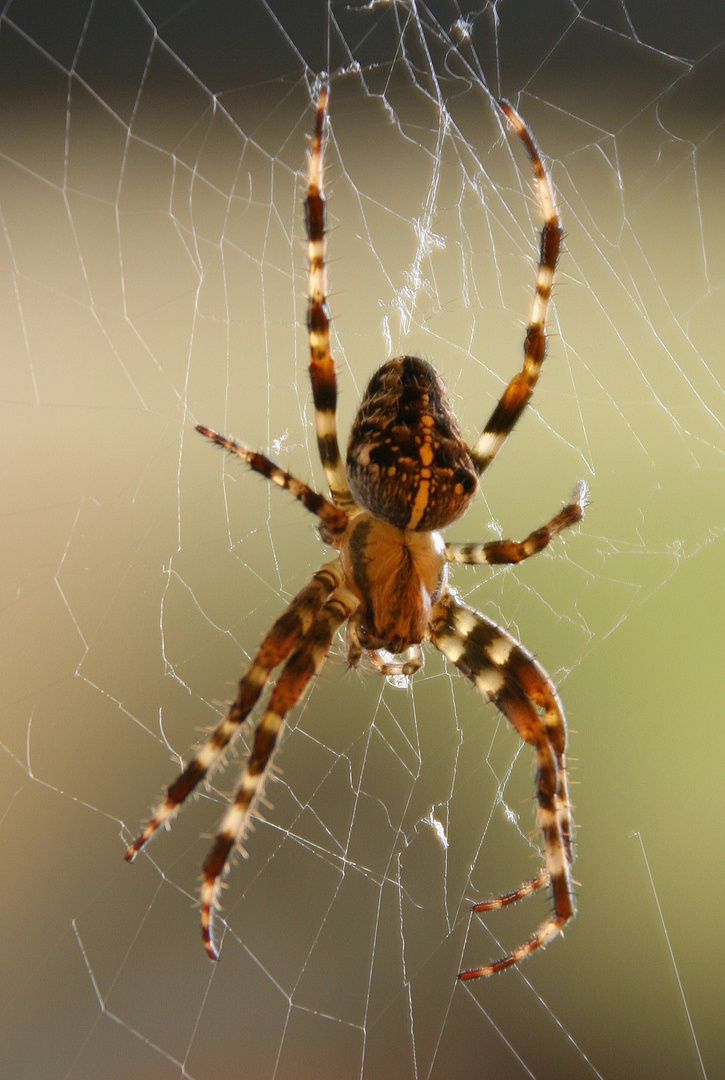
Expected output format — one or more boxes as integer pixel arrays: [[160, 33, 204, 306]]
[[1, 2, 724, 1078]]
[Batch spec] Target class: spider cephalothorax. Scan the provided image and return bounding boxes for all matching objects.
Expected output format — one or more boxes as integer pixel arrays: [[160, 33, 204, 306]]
[[126, 87, 586, 980], [341, 511, 447, 656]]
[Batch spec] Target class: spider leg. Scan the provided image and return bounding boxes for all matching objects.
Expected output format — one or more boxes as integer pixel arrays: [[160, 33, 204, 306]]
[[471, 870, 550, 911], [430, 591, 575, 979], [445, 481, 586, 566], [125, 561, 345, 862], [470, 101, 562, 476], [196, 425, 349, 536], [306, 86, 355, 512], [200, 584, 359, 959]]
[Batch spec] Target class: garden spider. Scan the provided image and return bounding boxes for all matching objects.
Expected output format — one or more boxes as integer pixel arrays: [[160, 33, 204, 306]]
[[126, 86, 586, 979]]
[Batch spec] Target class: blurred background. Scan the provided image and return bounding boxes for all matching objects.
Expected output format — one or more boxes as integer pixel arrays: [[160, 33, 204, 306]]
[[1, 2, 724, 1078]]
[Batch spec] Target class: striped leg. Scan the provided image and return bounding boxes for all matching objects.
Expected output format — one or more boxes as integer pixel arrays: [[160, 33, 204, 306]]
[[195, 426, 349, 537], [200, 584, 359, 959], [305, 86, 355, 512], [125, 561, 345, 862], [470, 100, 562, 475], [430, 592, 575, 980], [446, 481, 586, 566]]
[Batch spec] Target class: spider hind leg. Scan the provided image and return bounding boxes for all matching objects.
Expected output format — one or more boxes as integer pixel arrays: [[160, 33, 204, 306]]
[[470, 100, 563, 475], [305, 85, 354, 511]]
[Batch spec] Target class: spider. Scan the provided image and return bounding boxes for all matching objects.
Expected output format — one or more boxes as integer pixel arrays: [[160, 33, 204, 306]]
[[126, 86, 586, 980]]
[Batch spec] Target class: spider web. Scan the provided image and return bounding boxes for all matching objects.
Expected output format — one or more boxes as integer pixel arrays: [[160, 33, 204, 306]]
[[2, 1, 724, 1078]]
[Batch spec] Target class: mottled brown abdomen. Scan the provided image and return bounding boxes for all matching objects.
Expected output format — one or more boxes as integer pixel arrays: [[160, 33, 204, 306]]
[[346, 356, 478, 530]]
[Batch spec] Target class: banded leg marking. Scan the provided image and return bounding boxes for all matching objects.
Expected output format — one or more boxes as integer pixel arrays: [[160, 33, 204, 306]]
[[125, 562, 345, 863], [306, 86, 354, 510], [200, 584, 360, 959], [431, 593, 575, 979], [446, 481, 587, 566], [472, 870, 550, 911], [196, 425, 349, 536], [471, 100, 562, 475]]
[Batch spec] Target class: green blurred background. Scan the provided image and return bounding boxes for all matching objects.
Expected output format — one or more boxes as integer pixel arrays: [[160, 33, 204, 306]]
[[1, 2, 724, 1078]]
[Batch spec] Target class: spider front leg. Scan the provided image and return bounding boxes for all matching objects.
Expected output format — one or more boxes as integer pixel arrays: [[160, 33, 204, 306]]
[[430, 592, 575, 979], [125, 561, 345, 863], [200, 584, 359, 959], [125, 427, 350, 866]]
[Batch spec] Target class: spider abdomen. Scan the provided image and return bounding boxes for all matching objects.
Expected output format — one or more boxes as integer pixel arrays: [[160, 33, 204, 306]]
[[346, 356, 478, 531]]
